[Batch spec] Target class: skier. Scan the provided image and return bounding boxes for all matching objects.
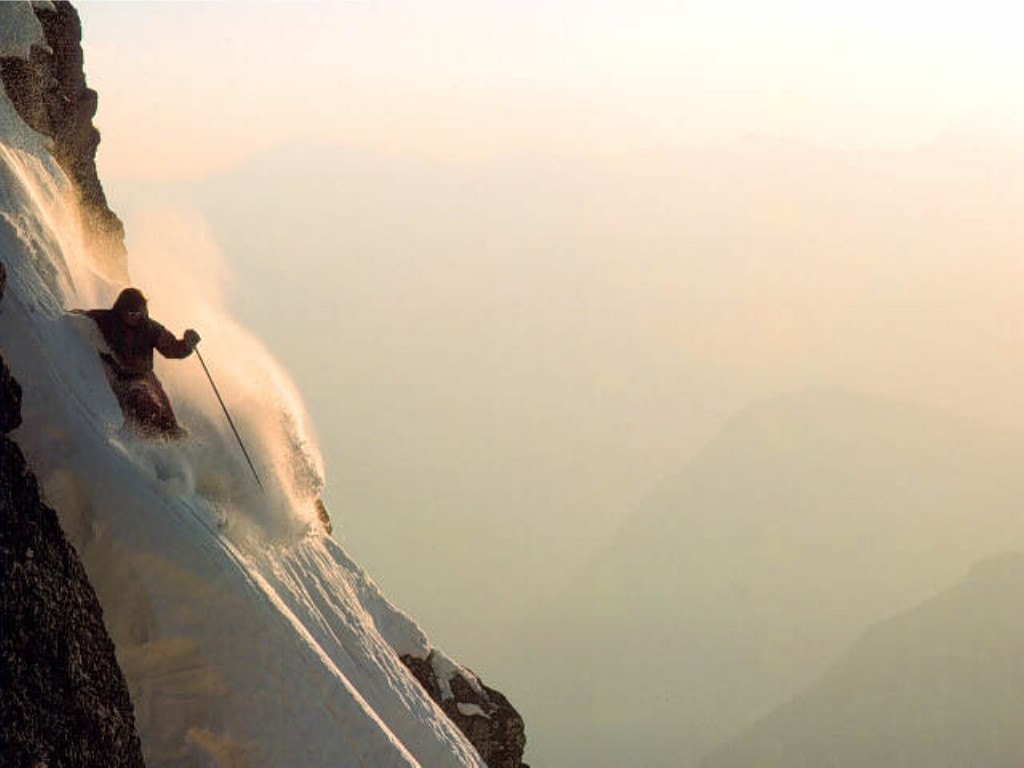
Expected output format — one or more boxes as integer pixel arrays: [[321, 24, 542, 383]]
[[79, 287, 201, 439]]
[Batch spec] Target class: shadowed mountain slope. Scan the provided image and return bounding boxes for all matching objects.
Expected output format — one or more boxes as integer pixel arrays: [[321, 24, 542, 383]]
[[510, 389, 1024, 767], [703, 553, 1024, 767]]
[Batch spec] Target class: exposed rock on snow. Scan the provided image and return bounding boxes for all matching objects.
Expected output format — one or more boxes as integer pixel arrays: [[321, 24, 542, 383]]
[[315, 497, 333, 535], [402, 652, 529, 768], [0, 347, 146, 768]]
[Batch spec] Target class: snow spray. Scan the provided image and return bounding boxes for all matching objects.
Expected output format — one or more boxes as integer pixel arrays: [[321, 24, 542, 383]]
[[115, 206, 327, 545], [120, 204, 327, 540], [0, 142, 113, 311], [1, 125, 326, 545]]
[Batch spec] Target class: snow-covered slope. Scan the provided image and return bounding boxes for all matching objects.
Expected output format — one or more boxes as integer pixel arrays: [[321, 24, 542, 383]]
[[0, 8, 488, 767]]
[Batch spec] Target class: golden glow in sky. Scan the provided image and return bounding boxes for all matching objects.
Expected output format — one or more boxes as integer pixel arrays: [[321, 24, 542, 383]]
[[63, 12, 1024, 765], [78, 1, 1024, 181]]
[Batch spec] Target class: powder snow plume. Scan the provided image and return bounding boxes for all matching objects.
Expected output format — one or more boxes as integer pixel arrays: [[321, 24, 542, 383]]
[[4, 133, 325, 543], [105, 205, 327, 545], [1, 9, 490, 763]]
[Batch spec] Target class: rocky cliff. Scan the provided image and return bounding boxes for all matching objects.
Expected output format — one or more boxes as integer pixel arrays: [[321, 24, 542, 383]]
[[1, 263, 145, 767], [0, 0, 127, 275], [1, 3, 143, 761], [402, 652, 529, 768], [1, 3, 531, 766]]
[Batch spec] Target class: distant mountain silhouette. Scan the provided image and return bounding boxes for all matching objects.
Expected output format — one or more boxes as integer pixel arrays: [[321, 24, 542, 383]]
[[107, 137, 1024, 768], [510, 389, 1024, 767], [702, 553, 1024, 767]]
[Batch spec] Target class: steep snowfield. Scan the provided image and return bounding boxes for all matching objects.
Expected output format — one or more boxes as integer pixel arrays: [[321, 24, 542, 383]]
[[0, 10, 485, 768]]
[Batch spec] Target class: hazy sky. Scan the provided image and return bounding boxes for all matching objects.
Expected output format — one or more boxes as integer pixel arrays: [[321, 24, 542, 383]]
[[73, 0, 1024, 622], [68, 5, 1024, 764], [80, 1, 1024, 181]]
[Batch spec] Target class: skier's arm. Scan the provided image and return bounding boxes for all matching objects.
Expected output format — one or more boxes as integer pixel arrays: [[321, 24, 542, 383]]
[[155, 327, 200, 359]]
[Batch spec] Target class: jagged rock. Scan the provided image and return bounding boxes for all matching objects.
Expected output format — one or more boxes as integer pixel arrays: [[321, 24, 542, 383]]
[[402, 652, 529, 768], [3, 5, 531, 766], [1, 23, 143, 757], [0, 349, 21, 435], [0, 0, 127, 277], [0, 353, 146, 768]]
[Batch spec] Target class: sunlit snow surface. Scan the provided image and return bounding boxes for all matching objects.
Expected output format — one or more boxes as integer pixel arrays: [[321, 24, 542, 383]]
[[0, 8, 484, 767]]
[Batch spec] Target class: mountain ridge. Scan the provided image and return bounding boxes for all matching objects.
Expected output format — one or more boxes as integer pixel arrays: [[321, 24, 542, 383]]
[[510, 386, 1024, 767], [702, 551, 1024, 767]]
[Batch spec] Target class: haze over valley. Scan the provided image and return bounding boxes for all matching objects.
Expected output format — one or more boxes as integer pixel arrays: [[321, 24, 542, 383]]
[[73, 3, 1024, 764]]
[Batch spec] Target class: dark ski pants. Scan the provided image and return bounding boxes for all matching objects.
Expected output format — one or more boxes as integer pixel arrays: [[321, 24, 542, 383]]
[[103, 364, 184, 439]]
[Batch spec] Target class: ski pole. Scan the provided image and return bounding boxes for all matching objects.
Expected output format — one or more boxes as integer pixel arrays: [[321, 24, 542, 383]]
[[195, 347, 264, 491]]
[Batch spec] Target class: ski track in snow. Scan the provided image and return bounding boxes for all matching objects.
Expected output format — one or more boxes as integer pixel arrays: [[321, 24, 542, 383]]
[[0, 8, 484, 767]]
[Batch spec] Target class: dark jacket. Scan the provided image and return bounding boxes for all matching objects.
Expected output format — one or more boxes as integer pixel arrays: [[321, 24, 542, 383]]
[[86, 309, 194, 377]]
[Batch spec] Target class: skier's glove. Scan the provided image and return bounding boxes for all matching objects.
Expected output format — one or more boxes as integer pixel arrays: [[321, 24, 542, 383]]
[[184, 329, 201, 349]]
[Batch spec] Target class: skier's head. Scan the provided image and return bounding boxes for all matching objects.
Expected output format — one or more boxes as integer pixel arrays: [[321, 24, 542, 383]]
[[112, 287, 148, 326]]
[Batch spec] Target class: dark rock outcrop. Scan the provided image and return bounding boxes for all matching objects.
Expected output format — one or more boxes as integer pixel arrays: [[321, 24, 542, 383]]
[[402, 652, 528, 768], [0, 0, 127, 275], [3, 5, 529, 765], [1, 9, 145, 761], [0, 347, 146, 767]]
